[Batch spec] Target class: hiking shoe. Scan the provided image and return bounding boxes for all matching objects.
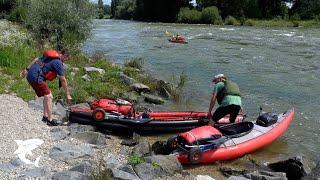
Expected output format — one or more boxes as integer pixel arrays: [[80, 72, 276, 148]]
[[47, 119, 63, 126], [42, 116, 49, 123]]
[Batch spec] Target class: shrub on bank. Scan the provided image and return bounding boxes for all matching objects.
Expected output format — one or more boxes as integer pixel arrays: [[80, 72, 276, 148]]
[[201, 6, 222, 25], [224, 16, 239, 25], [21, 0, 95, 51], [177, 7, 202, 24]]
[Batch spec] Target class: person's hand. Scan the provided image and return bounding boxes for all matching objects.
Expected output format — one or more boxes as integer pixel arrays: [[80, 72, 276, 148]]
[[66, 94, 72, 105], [20, 69, 27, 78], [207, 112, 212, 119], [208, 120, 215, 126]]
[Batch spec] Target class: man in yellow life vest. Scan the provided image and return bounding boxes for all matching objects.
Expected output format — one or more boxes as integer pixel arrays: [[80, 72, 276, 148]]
[[208, 74, 242, 125]]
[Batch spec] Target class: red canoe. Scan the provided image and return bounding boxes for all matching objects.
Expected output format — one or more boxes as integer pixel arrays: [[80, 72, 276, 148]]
[[175, 108, 295, 164], [68, 98, 245, 134], [168, 37, 188, 44]]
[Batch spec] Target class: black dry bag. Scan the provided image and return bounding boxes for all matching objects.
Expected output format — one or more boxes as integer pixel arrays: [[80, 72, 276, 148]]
[[256, 112, 278, 127]]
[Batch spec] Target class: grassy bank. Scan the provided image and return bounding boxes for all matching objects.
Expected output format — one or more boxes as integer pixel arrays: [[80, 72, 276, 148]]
[[242, 19, 320, 28], [0, 42, 149, 103]]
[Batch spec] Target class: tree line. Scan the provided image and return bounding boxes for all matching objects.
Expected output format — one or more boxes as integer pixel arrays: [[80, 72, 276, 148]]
[[110, 0, 320, 23]]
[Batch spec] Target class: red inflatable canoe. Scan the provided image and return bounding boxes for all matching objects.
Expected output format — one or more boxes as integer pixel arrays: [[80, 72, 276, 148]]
[[174, 108, 295, 164], [168, 37, 188, 44], [68, 98, 244, 133]]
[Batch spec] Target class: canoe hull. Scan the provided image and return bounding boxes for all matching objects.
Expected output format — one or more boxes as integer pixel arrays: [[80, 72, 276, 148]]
[[68, 108, 244, 134], [175, 108, 295, 164]]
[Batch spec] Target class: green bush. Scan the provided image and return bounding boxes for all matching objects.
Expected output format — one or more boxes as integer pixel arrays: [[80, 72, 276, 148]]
[[224, 16, 239, 25], [177, 7, 202, 24], [128, 154, 145, 166], [22, 0, 95, 51], [8, 6, 27, 23], [245, 19, 255, 26], [124, 57, 144, 70], [201, 6, 222, 25]]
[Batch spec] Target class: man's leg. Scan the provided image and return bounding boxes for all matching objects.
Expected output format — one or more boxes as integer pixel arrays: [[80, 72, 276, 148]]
[[228, 105, 241, 123], [44, 93, 53, 121], [212, 106, 229, 123]]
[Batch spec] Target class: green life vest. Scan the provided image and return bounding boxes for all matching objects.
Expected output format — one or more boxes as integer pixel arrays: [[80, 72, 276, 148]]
[[216, 80, 241, 105]]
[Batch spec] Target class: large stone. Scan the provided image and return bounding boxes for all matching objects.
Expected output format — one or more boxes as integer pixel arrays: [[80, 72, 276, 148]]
[[18, 168, 49, 179], [142, 93, 165, 105], [52, 171, 92, 180], [130, 83, 150, 94], [268, 157, 308, 180], [69, 161, 93, 174], [111, 168, 140, 180], [103, 154, 122, 169], [119, 146, 131, 156], [71, 131, 106, 146], [28, 97, 44, 111], [53, 101, 67, 117], [134, 163, 165, 180], [302, 160, 320, 180], [244, 170, 287, 180], [132, 141, 151, 157], [50, 127, 70, 141], [49, 143, 94, 162], [84, 67, 105, 75], [68, 123, 95, 135], [144, 155, 183, 175], [0, 158, 24, 172], [120, 72, 136, 85], [82, 74, 91, 81], [195, 175, 216, 180], [227, 176, 249, 180]]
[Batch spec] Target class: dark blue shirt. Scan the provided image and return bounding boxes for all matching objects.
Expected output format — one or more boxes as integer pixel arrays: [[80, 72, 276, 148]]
[[27, 57, 65, 83]]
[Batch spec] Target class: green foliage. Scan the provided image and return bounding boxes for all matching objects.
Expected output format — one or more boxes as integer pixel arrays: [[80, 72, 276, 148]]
[[0, 44, 38, 100], [114, 0, 136, 20], [177, 7, 202, 24], [201, 6, 222, 25], [8, 2, 27, 23], [245, 0, 261, 18], [152, 162, 161, 168], [224, 16, 239, 25], [98, 0, 104, 19], [291, 13, 301, 27], [128, 154, 145, 166], [124, 57, 144, 70], [22, 0, 94, 51], [244, 19, 255, 26]]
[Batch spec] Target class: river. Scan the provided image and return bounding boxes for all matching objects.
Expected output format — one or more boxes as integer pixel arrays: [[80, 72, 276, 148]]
[[83, 19, 320, 167]]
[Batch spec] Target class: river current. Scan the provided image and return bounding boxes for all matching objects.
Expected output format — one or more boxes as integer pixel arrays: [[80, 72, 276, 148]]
[[83, 19, 320, 162]]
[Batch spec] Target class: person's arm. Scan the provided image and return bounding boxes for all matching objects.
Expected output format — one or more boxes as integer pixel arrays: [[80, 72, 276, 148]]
[[208, 91, 217, 120], [59, 76, 72, 104], [20, 58, 38, 78]]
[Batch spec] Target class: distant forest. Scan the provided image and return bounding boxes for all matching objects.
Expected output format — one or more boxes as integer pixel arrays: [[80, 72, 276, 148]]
[[110, 0, 320, 23]]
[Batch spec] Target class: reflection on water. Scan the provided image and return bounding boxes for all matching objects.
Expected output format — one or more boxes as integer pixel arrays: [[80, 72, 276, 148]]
[[83, 20, 320, 162]]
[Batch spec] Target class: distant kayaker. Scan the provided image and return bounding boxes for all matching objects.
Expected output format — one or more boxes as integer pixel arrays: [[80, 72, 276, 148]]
[[20, 49, 72, 126], [208, 74, 242, 125]]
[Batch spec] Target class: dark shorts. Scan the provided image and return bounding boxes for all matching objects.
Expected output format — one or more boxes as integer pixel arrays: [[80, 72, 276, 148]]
[[212, 104, 241, 123], [28, 81, 51, 97]]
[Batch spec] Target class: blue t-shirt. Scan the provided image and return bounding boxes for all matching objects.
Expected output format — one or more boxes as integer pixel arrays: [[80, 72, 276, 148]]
[[27, 57, 64, 83]]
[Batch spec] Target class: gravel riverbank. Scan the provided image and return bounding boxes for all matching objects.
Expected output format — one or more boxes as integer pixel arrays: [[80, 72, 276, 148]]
[[0, 94, 206, 180]]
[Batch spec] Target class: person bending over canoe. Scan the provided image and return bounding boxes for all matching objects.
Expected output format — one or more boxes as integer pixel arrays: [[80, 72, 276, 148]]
[[20, 49, 72, 126], [208, 74, 242, 125]]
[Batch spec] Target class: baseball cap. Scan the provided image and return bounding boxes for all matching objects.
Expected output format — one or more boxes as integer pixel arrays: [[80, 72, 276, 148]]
[[212, 74, 226, 82]]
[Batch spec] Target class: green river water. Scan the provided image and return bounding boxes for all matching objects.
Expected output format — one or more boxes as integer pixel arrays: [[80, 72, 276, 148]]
[[83, 19, 320, 166]]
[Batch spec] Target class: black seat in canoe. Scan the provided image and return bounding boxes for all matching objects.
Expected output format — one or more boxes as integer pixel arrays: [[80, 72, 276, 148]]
[[216, 122, 254, 138]]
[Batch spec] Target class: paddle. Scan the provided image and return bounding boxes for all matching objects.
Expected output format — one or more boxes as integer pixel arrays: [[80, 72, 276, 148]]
[[165, 30, 173, 37]]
